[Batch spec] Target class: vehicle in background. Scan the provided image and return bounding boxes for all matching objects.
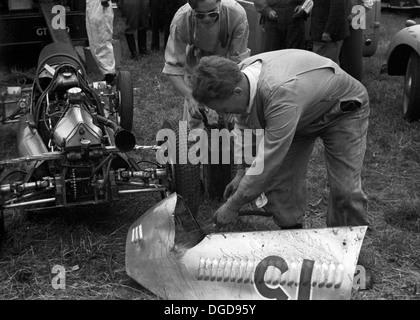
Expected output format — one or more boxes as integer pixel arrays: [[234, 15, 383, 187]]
[[386, 19, 420, 122], [0, 0, 87, 68], [381, 0, 420, 9], [363, 0, 382, 57]]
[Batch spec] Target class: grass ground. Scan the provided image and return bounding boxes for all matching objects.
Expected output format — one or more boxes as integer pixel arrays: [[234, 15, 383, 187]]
[[0, 8, 419, 300]]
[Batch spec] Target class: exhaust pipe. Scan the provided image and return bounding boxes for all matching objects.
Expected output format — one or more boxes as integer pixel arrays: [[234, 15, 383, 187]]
[[114, 128, 136, 153], [96, 115, 136, 152]]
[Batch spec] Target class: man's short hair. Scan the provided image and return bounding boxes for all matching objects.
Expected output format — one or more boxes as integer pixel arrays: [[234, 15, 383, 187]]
[[188, 0, 221, 10], [191, 56, 243, 104]]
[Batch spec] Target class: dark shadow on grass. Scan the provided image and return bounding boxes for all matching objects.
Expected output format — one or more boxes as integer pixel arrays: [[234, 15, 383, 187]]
[[385, 202, 420, 233]]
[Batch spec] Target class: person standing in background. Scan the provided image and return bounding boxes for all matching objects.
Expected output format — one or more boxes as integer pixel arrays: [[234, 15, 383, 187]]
[[85, 0, 116, 85], [121, 0, 149, 60], [254, 0, 308, 52], [150, 0, 187, 51], [310, 0, 349, 64], [339, 0, 374, 81]]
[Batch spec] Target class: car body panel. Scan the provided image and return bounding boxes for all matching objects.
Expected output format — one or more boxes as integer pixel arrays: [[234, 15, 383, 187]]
[[387, 24, 420, 76], [381, 0, 420, 9], [363, 0, 382, 57], [125, 193, 368, 300]]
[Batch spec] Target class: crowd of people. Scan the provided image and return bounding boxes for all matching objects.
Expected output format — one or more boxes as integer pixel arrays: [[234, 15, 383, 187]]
[[86, 0, 375, 272]]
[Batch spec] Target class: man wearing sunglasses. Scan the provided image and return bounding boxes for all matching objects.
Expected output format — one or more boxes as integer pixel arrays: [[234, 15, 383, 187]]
[[163, 0, 250, 131]]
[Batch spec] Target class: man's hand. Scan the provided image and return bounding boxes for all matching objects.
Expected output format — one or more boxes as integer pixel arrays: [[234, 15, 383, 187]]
[[223, 169, 245, 200], [101, 0, 110, 8], [267, 9, 278, 20], [213, 200, 240, 227], [188, 98, 204, 121], [362, 0, 374, 10], [187, 98, 205, 141], [322, 32, 332, 42], [293, 5, 304, 18]]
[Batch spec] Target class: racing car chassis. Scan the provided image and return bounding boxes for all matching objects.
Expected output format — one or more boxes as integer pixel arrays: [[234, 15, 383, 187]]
[[0, 43, 201, 223]]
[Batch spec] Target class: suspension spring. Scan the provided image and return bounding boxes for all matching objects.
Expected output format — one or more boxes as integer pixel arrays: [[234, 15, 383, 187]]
[[71, 169, 77, 200]]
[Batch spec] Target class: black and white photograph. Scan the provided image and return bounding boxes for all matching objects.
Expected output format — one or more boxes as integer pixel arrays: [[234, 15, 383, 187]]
[[0, 0, 419, 306]]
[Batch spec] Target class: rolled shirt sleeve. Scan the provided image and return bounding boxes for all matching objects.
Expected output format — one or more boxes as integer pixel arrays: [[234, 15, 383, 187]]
[[227, 20, 251, 63], [163, 23, 188, 76]]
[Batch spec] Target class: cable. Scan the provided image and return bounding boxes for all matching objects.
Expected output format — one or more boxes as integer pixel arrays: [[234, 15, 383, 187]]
[[102, 155, 115, 188], [90, 154, 114, 180]]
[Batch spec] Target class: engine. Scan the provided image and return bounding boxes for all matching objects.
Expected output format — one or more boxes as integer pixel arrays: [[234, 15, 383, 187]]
[[31, 43, 106, 153], [52, 87, 103, 150]]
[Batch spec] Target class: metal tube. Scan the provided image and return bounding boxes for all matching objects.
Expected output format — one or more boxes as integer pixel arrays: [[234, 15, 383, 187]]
[[3, 189, 53, 205], [118, 188, 166, 194], [116, 182, 163, 188], [0, 152, 63, 166], [133, 145, 163, 152], [3, 198, 56, 209], [0, 144, 162, 166]]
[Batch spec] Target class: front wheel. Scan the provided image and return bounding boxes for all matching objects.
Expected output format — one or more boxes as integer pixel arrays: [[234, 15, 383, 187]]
[[115, 71, 134, 130], [157, 120, 202, 217], [403, 52, 420, 122]]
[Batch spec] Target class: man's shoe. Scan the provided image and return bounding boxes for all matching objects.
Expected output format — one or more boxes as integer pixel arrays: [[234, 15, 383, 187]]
[[125, 33, 139, 60], [138, 29, 149, 56], [138, 48, 149, 56], [130, 52, 139, 60]]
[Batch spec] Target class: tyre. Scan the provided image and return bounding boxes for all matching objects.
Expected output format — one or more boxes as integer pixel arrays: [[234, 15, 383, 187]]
[[157, 120, 202, 216], [403, 52, 420, 122], [202, 124, 233, 201], [115, 71, 134, 131], [0, 210, 5, 245]]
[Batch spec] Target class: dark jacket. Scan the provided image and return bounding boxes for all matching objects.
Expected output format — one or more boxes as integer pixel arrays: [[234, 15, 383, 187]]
[[310, 0, 350, 42], [254, 0, 304, 15]]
